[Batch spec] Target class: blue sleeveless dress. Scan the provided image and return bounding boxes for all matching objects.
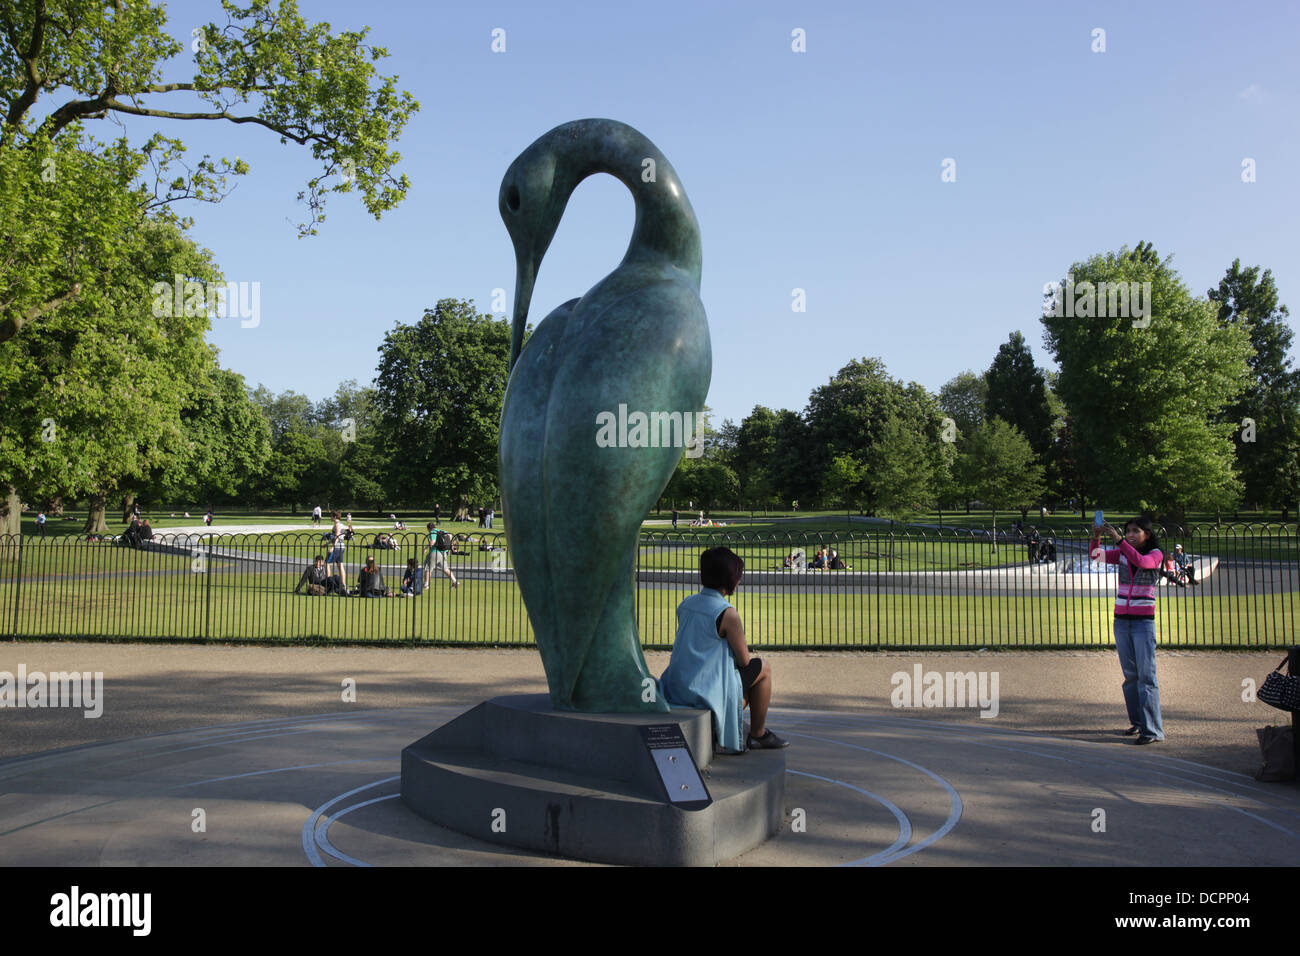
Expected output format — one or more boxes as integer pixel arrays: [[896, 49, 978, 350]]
[[659, 587, 745, 753]]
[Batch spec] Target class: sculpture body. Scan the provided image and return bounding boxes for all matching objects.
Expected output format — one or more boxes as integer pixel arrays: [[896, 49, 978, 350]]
[[499, 119, 710, 712]]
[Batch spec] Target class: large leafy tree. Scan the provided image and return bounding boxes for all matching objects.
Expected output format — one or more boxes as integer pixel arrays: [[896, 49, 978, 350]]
[[141, 363, 272, 510], [957, 418, 1046, 543], [726, 405, 780, 510], [765, 409, 814, 509], [1041, 243, 1253, 522], [804, 358, 949, 513], [984, 331, 1053, 460], [938, 370, 987, 441], [372, 299, 511, 509], [1207, 259, 1300, 516], [2, 217, 220, 534], [0, 0, 417, 534]]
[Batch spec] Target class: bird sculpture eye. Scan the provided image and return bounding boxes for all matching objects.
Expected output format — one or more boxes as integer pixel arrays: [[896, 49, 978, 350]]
[[506, 184, 521, 212]]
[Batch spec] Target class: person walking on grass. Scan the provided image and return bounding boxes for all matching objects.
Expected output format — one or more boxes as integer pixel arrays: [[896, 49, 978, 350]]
[[1091, 515, 1165, 745], [326, 510, 353, 590], [423, 521, 459, 590]]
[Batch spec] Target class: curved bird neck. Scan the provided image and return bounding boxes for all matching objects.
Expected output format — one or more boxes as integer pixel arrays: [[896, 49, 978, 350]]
[[560, 122, 702, 289]]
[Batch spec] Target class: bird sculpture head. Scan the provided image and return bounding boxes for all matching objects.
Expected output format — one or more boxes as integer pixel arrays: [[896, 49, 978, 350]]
[[500, 139, 575, 372]]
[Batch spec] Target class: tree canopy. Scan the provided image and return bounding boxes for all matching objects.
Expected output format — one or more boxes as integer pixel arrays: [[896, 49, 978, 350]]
[[1041, 244, 1253, 520], [372, 300, 512, 508]]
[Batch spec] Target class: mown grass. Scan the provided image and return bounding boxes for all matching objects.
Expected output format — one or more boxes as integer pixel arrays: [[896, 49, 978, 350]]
[[7, 565, 1295, 649]]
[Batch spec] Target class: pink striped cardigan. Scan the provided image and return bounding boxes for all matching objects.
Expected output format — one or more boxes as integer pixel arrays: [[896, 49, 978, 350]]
[[1099, 538, 1164, 617]]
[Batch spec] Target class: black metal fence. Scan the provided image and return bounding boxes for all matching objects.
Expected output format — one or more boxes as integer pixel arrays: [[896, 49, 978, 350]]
[[2, 524, 1295, 648]]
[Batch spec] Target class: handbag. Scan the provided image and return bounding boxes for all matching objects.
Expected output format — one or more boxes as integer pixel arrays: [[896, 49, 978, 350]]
[[1257, 655, 1300, 711], [1255, 725, 1295, 782]]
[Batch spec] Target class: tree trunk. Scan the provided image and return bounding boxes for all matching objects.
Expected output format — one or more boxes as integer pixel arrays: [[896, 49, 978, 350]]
[[83, 492, 109, 535], [121, 492, 136, 523], [2, 486, 20, 538], [0, 486, 19, 562], [49, 494, 64, 516], [991, 510, 998, 553]]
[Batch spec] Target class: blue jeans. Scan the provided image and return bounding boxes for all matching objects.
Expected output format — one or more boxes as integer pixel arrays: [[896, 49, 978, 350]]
[[1114, 616, 1164, 739]]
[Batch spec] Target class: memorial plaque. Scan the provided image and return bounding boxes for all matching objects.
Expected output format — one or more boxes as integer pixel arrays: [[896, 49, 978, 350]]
[[641, 724, 712, 811]]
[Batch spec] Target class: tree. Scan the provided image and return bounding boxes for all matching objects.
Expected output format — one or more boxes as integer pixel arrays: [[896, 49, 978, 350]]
[[665, 457, 738, 513], [1, 0, 418, 534], [767, 409, 814, 509], [1041, 243, 1253, 521], [823, 453, 868, 510], [938, 370, 987, 441], [141, 364, 272, 509], [728, 405, 780, 510], [873, 414, 940, 520], [372, 299, 511, 508], [804, 359, 950, 514], [984, 332, 1053, 460], [1207, 259, 1300, 515], [2, 217, 221, 535], [957, 418, 1046, 544]]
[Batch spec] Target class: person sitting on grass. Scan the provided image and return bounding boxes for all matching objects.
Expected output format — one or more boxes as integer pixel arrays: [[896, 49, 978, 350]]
[[400, 558, 423, 597], [122, 515, 142, 548], [828, 548, 848, 570], [371, 532, 399, 550], [810, 547, 827, 570], [659, 547, 789, 753], [294, 555, 330, 595], [1172, 544, 1196, 586], [357, 555, 391, 597]]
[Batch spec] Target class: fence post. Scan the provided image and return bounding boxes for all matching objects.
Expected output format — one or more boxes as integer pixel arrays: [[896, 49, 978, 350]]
[[9, 534, 24, 641], [204, 532, 213, 642]]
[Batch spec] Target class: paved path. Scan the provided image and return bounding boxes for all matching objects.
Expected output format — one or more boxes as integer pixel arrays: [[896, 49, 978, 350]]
[[1, 644, 1294, 866]]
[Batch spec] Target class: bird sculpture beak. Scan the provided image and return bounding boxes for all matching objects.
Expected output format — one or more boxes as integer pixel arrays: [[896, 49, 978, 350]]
[[510, 256, 535, 373]]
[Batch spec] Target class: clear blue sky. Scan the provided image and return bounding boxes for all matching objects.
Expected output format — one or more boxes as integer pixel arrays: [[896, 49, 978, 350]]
[[144, 0, 1299, 427]]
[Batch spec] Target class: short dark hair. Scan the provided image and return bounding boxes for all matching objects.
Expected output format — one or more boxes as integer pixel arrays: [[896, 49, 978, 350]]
[[1124, 515, 1160, 554], [427, 521, 436, 531], [700, 547, 744, 593], [314, 554, 324, 563]]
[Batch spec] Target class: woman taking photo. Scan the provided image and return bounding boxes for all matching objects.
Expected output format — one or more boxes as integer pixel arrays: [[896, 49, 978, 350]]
[[1092, 516, 1165, 744]]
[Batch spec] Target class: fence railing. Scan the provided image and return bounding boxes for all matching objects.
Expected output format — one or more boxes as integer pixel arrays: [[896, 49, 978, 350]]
[[1, 524, 1295, 648]]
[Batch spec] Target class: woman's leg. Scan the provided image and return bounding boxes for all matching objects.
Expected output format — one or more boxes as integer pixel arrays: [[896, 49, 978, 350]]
[[748, 661, 773, 738], [1114, 617, 1142, 728], [1131, 617, 1164, 739]]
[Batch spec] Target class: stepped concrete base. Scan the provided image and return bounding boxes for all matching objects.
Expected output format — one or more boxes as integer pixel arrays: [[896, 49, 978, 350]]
[[400, 694, 785, 866]]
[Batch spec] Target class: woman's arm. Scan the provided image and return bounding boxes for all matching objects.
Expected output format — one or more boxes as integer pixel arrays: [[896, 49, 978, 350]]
[[1118, 538, 1163, 568], [717, 606, 751, 667]]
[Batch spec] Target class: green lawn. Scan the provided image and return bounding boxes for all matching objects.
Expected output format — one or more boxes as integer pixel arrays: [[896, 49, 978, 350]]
[[7, 563, 1295, 648]]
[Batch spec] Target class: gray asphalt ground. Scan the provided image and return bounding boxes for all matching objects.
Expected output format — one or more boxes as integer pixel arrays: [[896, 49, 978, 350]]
[[0, 643, 1289, 771], [1, 643, 1296, 866]]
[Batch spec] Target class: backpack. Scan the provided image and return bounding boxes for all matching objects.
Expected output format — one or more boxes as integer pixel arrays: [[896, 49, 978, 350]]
[[434, 529, 453, 551]]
